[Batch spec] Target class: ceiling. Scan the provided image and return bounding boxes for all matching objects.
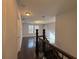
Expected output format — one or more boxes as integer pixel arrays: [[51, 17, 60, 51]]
[[16, 0, 76, 24]]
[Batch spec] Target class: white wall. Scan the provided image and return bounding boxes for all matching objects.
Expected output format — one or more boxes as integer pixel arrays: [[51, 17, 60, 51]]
[[55, 10, 77, 57], [3, 0, 20, 59], [22, 23, 44, 37], [16, 11, 22, 52]]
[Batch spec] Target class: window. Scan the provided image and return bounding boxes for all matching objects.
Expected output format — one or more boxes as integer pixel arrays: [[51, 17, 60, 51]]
[[28, 25, 34, 33], [28, 25, 39, 34], [35, 25, 39, 29], [34, 25, 39, 33], [47, 32, 55, 44]]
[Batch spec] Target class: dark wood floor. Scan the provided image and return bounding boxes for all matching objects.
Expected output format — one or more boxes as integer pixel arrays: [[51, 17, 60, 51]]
[[21, 37, 36, 59]]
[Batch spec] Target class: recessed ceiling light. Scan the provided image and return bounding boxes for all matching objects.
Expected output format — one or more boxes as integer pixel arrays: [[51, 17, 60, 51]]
[[25, 11, 32, 16], [25, 13, 30, 16]]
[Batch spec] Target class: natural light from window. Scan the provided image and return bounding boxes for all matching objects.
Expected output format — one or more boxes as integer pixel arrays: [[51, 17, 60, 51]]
[[47, 32, 55, 44], [28, 25, 39, 34], [28, 25, 34, 33]]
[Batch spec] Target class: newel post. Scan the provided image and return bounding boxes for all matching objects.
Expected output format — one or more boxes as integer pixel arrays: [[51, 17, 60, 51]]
[[36, 29, 39, 57]]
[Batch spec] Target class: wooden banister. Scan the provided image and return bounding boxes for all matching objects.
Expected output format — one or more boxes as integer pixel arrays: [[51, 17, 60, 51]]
[[49, 44, 76, 59], [36, 29, 76, 59], [38, 37, 76, 59]]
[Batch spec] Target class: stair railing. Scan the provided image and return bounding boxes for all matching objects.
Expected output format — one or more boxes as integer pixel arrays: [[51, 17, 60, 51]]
[[36, 29, 76, 59]]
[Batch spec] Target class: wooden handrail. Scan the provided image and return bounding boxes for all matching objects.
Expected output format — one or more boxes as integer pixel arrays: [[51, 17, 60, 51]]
[[38, 37, 76, 59], [36, 29, 76, 59], [49, 44, 76, 59]]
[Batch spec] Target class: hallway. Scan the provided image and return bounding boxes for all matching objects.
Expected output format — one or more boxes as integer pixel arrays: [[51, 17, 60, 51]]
[[3, 0, 77, 59]]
